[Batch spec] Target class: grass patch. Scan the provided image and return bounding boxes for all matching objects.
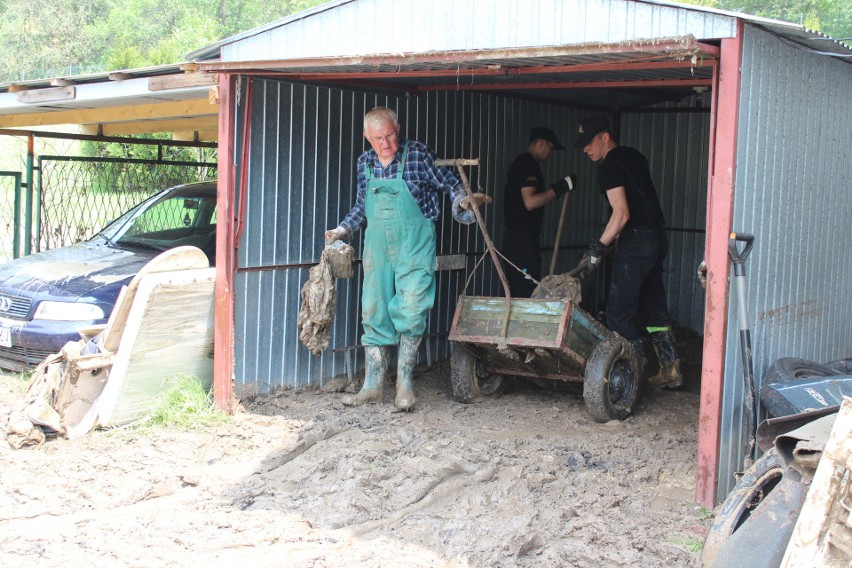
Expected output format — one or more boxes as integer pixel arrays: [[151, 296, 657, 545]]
[[12, 370, 33, 394], [674, 535, 704, 554], [136, 374, 230, 432]]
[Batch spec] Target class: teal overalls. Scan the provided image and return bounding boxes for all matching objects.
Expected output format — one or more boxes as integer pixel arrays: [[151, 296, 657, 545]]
[[361, 143, 437, 346]]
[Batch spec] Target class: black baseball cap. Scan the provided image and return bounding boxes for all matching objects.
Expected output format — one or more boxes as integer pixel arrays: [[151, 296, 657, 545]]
[[528, 127, 565, 150], [574, 114, 612, 148]]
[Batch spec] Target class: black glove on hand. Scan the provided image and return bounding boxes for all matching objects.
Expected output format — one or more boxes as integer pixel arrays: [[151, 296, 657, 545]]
[[550, 174, 576, 199], [581, 240, 607, 271]]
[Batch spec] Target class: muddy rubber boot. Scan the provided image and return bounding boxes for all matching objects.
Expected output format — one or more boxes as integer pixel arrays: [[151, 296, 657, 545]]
[[342, 345, 387, 406], [394, 335, 421, 412], [648, 329, 684, 389], [628, 338, 648, 380]]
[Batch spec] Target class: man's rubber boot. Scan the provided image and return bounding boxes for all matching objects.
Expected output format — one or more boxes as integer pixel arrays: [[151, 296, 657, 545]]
[[648, 329, 684, 389], [394, 335, 421, 412], [342, 345, 387, 406], [628, 338, 648, 380]]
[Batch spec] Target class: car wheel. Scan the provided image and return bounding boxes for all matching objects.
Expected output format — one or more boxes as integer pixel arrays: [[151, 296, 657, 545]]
[[700, 449, 784, 566], [763, 357, 840, 383], [450, 344, 504, 403], [583, 335, 642, 423], [760, 357, 841, 417]]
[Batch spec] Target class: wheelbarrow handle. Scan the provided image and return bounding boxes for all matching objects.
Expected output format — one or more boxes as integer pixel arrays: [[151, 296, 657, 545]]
[[728, 232, 755, 266]]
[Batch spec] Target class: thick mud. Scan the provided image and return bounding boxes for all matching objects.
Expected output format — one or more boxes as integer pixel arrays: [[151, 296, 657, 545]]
[[0, 355, 709, 567]]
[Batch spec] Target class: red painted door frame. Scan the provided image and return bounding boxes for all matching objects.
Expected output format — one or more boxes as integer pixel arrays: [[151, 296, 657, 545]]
[[214, 73, 236, 411], [696, 20, 744, 507]]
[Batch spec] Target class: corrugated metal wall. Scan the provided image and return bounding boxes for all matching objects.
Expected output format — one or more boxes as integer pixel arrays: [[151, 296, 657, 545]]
[[233, 78, 712, 394], [716, 25, 852, 500]]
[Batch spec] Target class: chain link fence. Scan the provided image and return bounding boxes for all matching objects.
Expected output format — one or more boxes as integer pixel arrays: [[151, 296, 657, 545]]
[[0, 172, 21, 262], [36, 155, 216, 253]]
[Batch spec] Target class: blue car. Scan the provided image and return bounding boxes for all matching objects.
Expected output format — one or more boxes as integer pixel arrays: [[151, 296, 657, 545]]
[[0, 181, 217, 371]]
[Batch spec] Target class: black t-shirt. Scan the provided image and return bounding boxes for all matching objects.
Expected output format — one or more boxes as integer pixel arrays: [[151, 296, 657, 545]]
[[503, 152, 546, 232], [597, 146, 665, 229]]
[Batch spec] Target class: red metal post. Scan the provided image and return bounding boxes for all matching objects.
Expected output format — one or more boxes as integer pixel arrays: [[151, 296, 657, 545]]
[[213, 74, 236, 411], [696, 21, 744, 507]]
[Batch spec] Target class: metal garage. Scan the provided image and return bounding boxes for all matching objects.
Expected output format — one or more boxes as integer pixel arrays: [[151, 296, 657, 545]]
[[192, 0, 852, 505]]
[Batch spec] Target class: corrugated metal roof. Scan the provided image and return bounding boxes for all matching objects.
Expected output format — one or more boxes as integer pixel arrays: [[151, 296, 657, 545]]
[[200, 0, 851, 63]]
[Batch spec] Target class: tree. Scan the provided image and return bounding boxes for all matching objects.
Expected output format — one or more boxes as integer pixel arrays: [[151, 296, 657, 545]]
[[0, 0, 327, 82], [678, 0, 852, 40]]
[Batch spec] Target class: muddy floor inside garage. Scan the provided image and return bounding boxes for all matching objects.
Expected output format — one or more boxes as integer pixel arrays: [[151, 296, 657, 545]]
[[0, 353, 710, 567]]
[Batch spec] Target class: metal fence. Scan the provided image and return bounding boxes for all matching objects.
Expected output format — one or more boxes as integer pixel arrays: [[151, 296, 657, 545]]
[[0, 172, 22, 262], [35, 155, 217, 253]]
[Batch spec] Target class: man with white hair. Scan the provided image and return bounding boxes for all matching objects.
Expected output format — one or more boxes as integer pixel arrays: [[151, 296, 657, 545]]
[[326, 107, 478, 411]]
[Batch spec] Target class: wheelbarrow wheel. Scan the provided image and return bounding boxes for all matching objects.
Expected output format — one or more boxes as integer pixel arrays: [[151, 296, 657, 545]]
[[583, 335, 642, 422], [450, 343, 504, 403]]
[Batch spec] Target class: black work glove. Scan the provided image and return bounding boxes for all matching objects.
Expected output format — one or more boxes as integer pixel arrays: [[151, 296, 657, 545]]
[[581, 240, 607, 272], [550, 174, 576, 199]]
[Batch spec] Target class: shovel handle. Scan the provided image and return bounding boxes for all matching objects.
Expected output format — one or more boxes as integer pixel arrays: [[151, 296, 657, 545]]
[[567, 259, 590, 278], [728, 232, 754, 266]]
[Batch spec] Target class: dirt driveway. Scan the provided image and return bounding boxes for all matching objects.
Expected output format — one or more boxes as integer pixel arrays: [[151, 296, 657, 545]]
[[0, 360, 709, 567]]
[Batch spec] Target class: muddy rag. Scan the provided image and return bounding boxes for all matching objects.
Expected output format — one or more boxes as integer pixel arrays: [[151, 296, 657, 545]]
[[298, 246, 343, 355]]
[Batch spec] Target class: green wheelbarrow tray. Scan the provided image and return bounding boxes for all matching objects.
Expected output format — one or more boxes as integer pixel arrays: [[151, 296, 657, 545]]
[[448, 294, 644, 423], [448, 296, 606, 379]]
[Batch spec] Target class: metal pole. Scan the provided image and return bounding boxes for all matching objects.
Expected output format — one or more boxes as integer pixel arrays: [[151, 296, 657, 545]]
[[24, 134, 34, 256]]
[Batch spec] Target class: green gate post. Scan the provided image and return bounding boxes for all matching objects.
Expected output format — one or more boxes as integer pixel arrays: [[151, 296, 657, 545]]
[[24, 134, 34, 256]]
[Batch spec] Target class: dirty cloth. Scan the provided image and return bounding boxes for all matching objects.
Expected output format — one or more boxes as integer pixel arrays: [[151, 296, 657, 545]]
[[5, 353, 65, 448], [5, 338, 107, 449], [298, 245, 350, 356], [531, 273, 582, 304]]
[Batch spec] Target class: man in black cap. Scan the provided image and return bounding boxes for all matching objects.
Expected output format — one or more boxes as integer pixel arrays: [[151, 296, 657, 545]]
[[574, 114, 682, 389], [501, 127, 575, 298]]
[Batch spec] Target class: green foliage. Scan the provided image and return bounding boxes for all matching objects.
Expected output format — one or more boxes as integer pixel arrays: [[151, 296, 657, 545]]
[[138, 373, 230, 431], [674, 535, 704, 554], [678, 0, 852, 40], [0, 0, 328, 82]]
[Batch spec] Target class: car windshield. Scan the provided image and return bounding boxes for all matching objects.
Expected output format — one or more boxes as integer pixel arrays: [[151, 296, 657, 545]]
[[98, 188, 217, 252]]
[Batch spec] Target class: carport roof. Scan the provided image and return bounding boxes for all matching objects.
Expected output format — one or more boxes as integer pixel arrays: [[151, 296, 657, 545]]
[[0, 0, 848, 135]]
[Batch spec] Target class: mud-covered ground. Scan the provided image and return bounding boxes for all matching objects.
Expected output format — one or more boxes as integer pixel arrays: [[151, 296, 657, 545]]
[[0, 353, 710, 567]]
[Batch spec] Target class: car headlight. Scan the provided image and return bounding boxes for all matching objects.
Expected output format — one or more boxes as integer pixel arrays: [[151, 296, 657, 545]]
[[33, 301, 105, 321]]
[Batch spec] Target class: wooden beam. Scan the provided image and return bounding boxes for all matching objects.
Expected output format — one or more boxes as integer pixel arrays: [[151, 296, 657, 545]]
[[81, 116, 219, 136], [148, 73, 219, 91], [15, 86, 76, 103], [172, 130, 218, 142], [0, 98, 218, 128]]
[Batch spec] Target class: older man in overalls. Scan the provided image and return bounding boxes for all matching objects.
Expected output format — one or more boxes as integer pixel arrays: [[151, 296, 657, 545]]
[[326, 107, 476, 411]]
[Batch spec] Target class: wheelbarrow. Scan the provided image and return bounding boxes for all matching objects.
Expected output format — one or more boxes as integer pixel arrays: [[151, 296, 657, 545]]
[[440, 159, 642, 423]]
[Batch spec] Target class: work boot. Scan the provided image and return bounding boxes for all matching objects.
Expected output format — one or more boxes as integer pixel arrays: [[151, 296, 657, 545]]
[[648, 329, 684, 389], [628, 338, 648, 379], [394, 335, 421, 412], [342, 345, 387, 406]]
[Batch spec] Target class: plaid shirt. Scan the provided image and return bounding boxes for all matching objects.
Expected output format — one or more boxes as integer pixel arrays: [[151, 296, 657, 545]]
[[339, 139, 466, 234]]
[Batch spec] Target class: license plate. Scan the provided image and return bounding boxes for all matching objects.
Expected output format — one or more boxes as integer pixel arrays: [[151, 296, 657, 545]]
[[0, 327, 10, 348]]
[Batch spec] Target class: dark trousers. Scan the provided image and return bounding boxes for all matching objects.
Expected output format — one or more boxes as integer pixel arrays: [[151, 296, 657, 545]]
[[606, 227, 671, 341], [501, 227, 540, 298]]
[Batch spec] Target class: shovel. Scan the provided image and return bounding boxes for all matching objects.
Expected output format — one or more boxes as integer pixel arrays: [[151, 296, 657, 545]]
[[549, 175, 575, 276], [729, 231, 756, 467]]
